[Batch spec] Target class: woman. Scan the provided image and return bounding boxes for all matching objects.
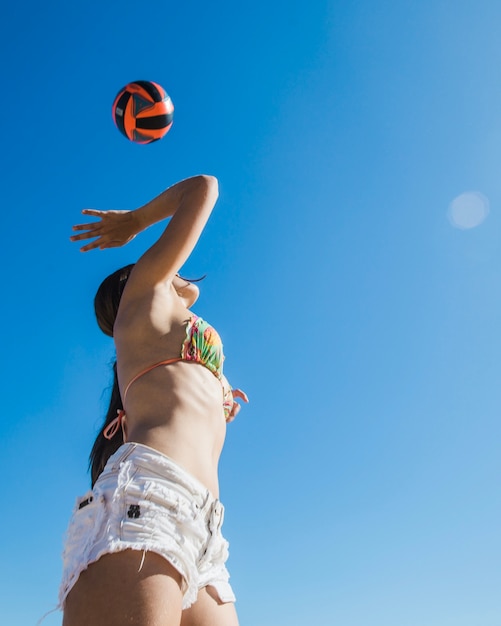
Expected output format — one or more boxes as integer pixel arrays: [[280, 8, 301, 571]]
[[61, 175, 248, 626]]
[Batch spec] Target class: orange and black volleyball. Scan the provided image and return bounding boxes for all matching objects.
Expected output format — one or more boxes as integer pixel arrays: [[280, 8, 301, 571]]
[[112, 81, 174, 144]]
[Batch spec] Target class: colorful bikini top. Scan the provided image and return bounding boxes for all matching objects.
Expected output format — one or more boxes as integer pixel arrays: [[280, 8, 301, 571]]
[[104, 315, 234, 440]]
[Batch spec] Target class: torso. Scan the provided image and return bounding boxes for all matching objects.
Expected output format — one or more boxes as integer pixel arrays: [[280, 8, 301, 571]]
[[113, 283, 227, 498]]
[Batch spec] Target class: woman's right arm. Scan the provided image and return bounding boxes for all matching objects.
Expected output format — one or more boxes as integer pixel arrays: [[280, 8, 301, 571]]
[[71, 175, 219, 290]]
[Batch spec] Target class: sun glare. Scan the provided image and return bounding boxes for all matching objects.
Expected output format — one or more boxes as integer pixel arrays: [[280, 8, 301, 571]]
[[448, 191, 490, 229]]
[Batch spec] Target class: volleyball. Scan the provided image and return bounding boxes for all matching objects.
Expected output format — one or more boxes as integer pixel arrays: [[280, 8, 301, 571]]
[[112, 81, 174, 144]]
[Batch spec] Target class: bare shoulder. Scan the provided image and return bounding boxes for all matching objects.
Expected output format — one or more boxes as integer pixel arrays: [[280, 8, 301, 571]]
[[115, 281, 177, 334], [113, 282, 190, 377]]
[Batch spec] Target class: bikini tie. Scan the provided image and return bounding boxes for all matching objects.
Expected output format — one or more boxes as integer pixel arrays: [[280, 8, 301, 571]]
[[103, 410, 126, 440]]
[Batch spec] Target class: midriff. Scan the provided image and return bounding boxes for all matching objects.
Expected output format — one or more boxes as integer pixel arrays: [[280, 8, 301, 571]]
[[119, 359, 226, 498]]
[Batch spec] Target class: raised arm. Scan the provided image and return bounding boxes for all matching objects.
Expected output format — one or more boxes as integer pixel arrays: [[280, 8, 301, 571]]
[[70, 175, 218, 291]]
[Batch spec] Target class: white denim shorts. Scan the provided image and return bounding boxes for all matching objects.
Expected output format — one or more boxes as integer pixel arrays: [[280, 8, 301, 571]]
[[59, 443, 236, 610]]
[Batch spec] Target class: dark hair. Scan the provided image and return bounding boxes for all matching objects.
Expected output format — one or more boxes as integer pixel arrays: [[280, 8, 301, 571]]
[[94, 264, 135, 338], [89, 264, 134, 486], [89, 361, 124, 486]]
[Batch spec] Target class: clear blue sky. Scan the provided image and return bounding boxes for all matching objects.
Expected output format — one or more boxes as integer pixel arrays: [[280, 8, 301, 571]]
[[1, 1, 500, 624]]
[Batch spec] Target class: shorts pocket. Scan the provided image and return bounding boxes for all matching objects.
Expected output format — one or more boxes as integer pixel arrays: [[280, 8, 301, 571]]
[[118, 472, 181, 543], [60, 491, 106, 598], [64, 492, 105, 559]]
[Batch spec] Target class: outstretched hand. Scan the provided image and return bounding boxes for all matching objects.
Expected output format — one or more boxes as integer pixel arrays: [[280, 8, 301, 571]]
[[226, 388, 249, 423], [70, 209, 139, 252]]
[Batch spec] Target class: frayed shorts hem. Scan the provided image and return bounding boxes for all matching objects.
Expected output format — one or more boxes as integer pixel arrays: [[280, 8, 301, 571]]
[[61, 544, 235, 610]]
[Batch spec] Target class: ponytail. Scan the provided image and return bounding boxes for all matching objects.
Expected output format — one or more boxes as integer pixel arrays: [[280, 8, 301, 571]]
[[89, 361, 124, 487]]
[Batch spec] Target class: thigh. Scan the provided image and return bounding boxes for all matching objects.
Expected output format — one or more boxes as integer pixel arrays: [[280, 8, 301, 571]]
[[181, 586, 239, 626], [63, 549, 183, 626]]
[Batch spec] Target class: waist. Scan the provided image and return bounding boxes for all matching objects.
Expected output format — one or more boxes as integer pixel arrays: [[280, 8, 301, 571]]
[[99, 442, 216, 508], [118, 417, 223, 498]]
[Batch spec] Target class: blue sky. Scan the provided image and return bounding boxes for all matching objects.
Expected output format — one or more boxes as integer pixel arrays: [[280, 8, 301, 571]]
[[1, 1, 500, 624]]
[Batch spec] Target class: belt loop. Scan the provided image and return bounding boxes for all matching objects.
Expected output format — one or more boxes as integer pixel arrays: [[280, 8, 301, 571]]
[[215, 500, 225, 530], [111, 443, 136, 470], [197, 489, 211, 515]]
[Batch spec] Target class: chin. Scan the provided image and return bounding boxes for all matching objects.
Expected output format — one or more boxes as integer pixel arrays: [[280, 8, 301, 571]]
[[186, 285, 200, 307]]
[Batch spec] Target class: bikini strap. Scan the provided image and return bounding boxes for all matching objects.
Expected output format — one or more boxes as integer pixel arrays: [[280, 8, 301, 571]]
[[122, 358, 183, 401], [102, 358, 183, 441]]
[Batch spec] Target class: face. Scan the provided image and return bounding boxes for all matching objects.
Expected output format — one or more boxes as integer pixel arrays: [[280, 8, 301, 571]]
[[172, 275, 200, 308]]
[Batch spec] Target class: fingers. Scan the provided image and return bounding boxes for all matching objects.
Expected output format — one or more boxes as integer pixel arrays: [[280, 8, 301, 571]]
[[70, 216, 103, 247], [70, 232, 99, 244], [70, 226, 104, 251], [81, 208, 106, 216], [79, 239, 102, 252], [226, 403, 241, 423], [70, 209, 134, 251], [72, 222, 101, 232], [70, 229, 101, 243], [232, 389, 249, 403], [226, 390, 249, 423], [71, 209, 111, 236]]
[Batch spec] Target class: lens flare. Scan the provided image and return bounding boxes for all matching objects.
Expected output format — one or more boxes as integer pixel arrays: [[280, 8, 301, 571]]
[[448, 191, 489, 229]]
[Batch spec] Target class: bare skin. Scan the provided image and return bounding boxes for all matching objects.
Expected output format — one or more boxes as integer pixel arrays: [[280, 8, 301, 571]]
[[66, 176, 247, 626], [63, 551, 183, 626], [181, 587, 240, 626]]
